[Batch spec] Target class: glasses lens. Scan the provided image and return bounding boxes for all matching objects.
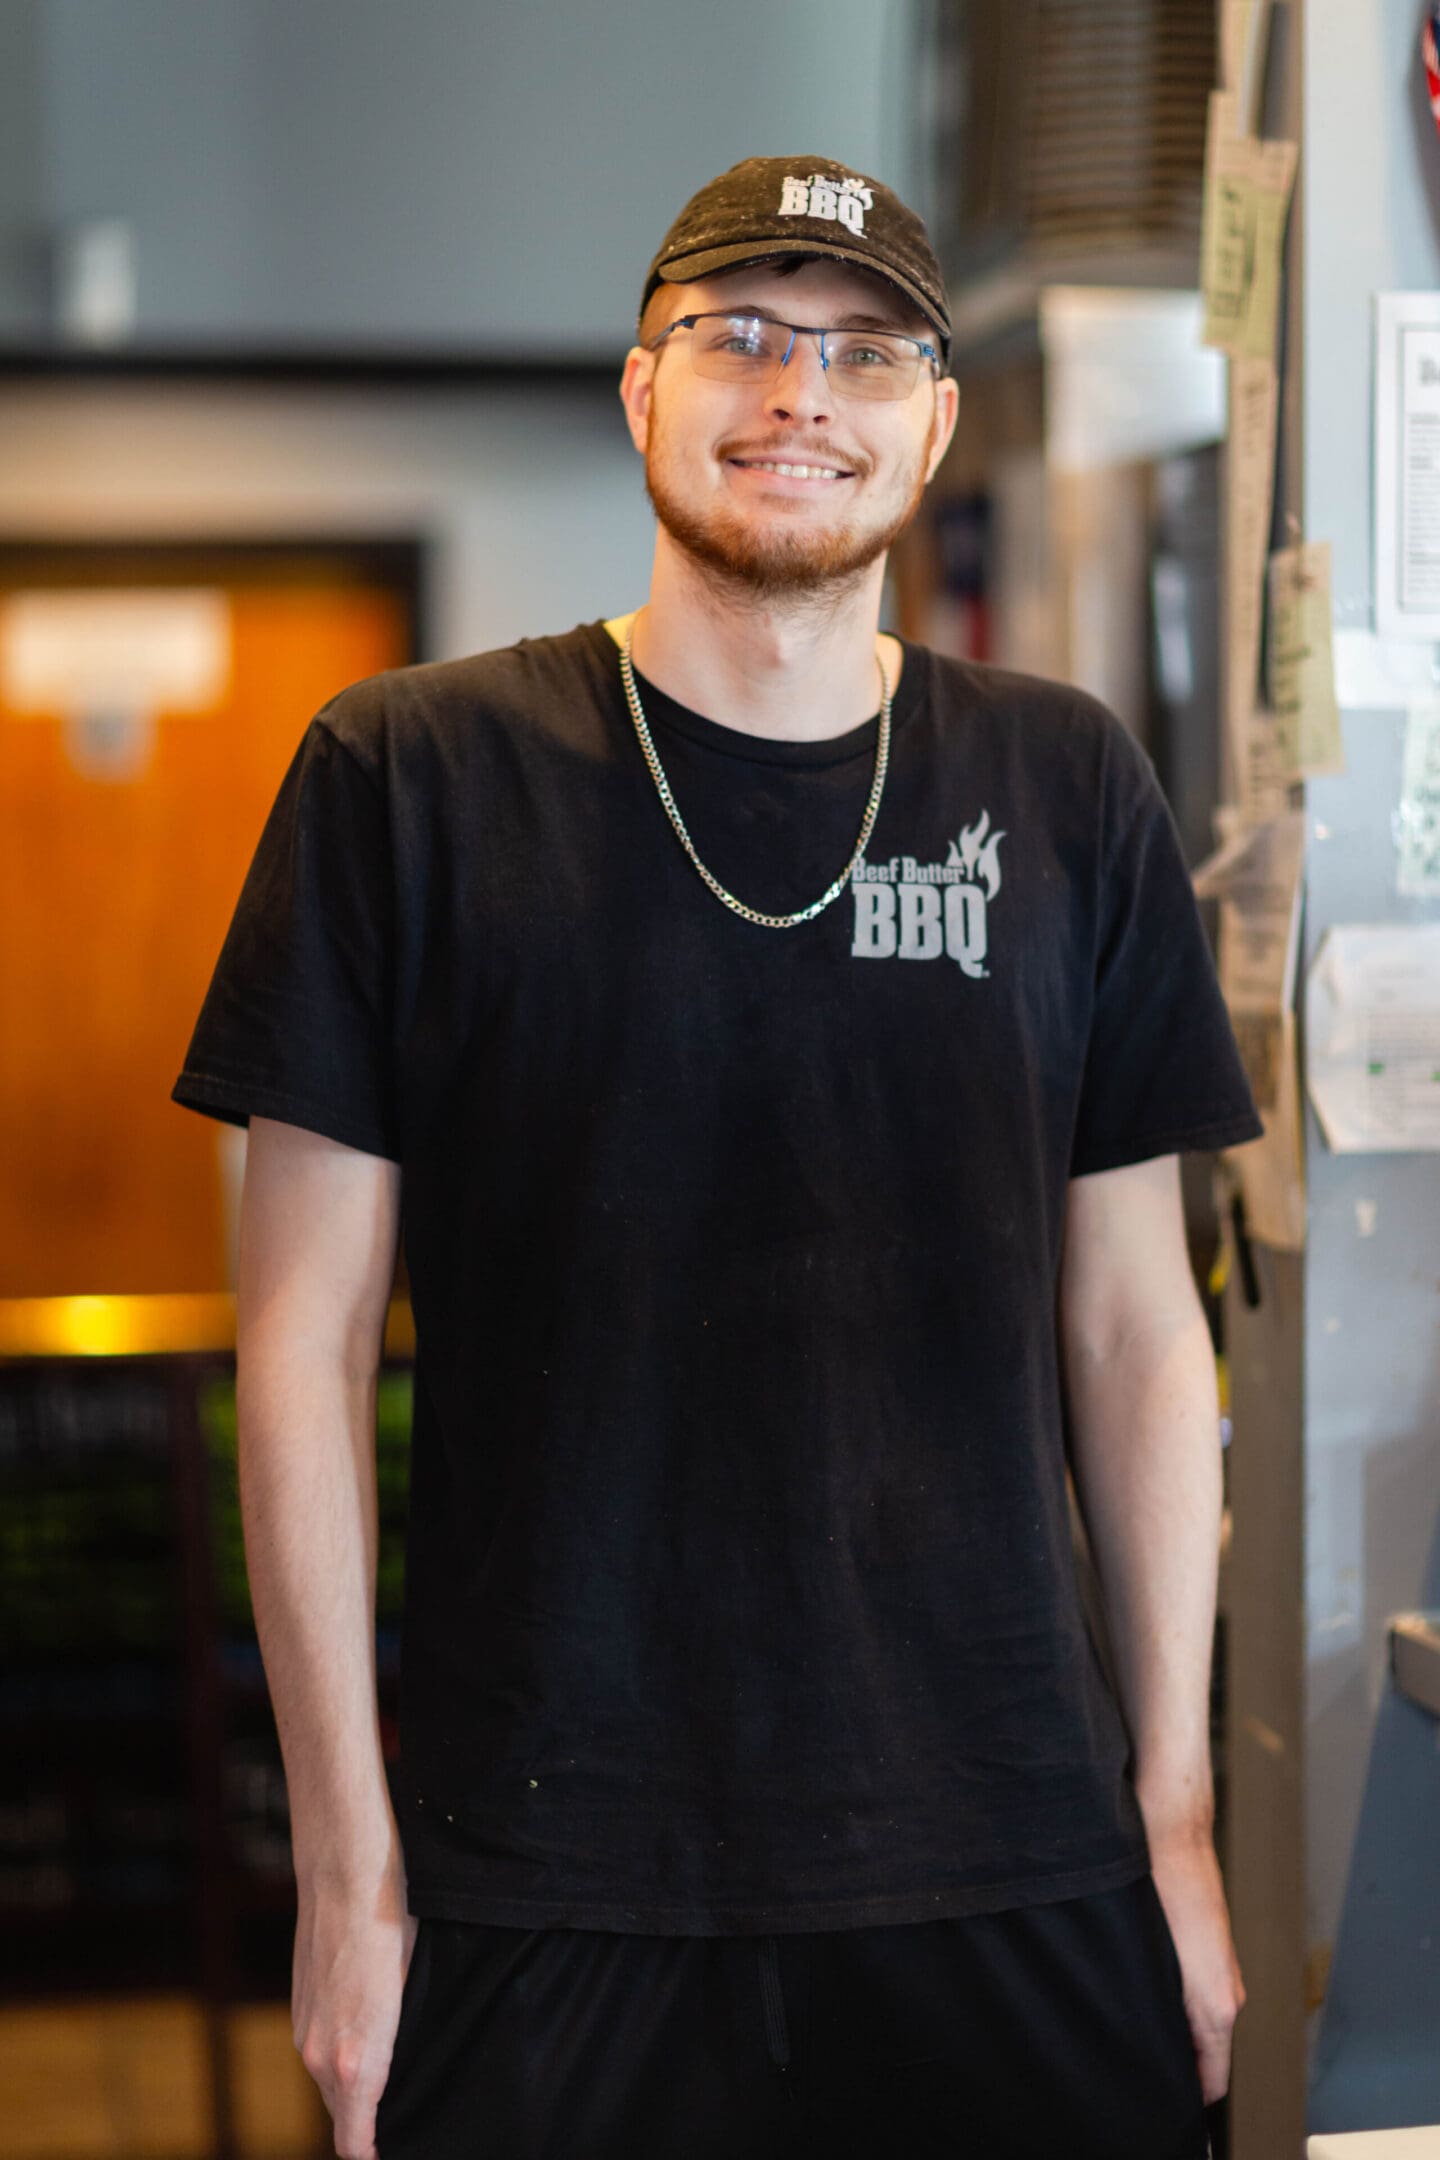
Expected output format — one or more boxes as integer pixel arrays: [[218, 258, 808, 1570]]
[[688, 316, 790, 379], [824, 332, 922, 400], [684, 316, 924, 401]]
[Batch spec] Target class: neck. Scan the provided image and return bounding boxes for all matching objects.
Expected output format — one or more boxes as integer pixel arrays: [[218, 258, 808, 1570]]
[[614, 534, 899, 743]]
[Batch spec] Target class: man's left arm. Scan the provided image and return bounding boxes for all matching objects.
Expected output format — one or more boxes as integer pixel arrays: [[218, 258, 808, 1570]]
[[1058, 1151, 1246, 2106]]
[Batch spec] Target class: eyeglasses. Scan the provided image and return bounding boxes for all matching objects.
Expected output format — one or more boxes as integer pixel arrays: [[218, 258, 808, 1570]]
[[645, 311, 943, 402]]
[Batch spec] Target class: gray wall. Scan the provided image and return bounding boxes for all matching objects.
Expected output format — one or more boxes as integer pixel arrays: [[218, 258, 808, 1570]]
[[1302, 0, 1440, 2137], [0, 376, 657, 658], [2, 0, 921, 353], [0, 0, 926, 657], [0, 0, 45, 335]]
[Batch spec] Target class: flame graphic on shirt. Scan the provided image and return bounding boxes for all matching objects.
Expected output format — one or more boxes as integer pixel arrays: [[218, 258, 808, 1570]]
[[946, 810, 1006, 900]]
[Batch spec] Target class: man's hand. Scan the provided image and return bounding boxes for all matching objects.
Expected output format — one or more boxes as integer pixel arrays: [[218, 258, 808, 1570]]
[[293, 1871, 418, 2160], [1148, 1825, 1246, 2105]]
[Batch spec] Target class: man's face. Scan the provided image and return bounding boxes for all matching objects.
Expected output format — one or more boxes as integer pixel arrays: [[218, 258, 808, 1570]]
[[620, 259, 959, 603]]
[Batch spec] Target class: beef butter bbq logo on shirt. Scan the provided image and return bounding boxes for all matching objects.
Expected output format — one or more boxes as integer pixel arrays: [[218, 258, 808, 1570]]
[[850, 813, 1005, 979], [777, 173, 873, 235]]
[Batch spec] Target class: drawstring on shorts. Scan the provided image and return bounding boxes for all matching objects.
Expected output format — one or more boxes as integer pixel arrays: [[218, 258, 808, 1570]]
[[757, 1933, 792, 2077]]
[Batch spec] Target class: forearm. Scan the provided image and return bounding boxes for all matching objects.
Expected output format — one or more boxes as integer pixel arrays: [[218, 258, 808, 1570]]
[[236, 1332, 399, 1890], [1063, 1307, 1223, 1841]]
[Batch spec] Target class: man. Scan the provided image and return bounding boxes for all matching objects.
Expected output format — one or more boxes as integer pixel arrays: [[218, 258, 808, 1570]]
[[172, 156, 1261, 2159]]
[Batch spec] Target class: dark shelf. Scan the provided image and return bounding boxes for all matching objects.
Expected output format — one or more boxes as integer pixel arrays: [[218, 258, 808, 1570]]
[[0, 345, 624, 388], [0, 1345, 414, 2157]]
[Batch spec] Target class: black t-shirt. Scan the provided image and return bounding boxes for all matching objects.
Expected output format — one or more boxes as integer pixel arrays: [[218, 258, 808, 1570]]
[[172, 620, 1262, 1935]]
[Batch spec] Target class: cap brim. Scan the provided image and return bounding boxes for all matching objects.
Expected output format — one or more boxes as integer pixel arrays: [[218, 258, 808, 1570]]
[[652, 238, 951, 358]]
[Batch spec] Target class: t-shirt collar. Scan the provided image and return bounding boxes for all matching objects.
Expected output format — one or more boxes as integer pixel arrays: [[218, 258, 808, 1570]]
[[588, 619, 925, 771]]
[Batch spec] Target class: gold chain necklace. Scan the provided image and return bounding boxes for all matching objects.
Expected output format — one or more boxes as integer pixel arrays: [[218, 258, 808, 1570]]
[[617, 613, 893, 930]]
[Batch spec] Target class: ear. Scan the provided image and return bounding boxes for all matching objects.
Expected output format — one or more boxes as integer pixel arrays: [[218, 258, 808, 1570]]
[[619, 346, 656, 456], [923, 375, 961, 484]]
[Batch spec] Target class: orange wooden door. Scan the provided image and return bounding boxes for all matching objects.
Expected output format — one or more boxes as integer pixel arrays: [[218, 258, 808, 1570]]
[[0, 558, 414, 1296]]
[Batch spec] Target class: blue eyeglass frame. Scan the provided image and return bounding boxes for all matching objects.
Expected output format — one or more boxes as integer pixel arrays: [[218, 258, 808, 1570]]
[[646, 311, 944, 383]]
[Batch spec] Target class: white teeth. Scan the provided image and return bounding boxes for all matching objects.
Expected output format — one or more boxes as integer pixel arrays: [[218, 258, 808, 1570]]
[[739, 461, 844, 480]]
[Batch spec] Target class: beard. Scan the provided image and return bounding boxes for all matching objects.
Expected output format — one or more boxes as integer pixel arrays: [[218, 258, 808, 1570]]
[[643, 406, 934, 607]]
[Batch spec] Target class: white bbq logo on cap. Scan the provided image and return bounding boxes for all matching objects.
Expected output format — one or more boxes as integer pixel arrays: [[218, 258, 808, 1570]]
[[777, 173, 873, 237]]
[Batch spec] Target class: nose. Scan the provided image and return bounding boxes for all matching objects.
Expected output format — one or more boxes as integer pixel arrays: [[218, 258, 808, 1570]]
[[762, 330, 835, 426]]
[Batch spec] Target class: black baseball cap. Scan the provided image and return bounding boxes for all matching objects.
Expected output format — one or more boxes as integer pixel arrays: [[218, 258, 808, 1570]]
[[640, 155, 952, 365]]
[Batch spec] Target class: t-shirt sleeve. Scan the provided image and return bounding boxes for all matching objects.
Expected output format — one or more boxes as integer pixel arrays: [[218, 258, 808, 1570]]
[[1068, 726, 1264, 1178], [170, 714, 401, 1162]]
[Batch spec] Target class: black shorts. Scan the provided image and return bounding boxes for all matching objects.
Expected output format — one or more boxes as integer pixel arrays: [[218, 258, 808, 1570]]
[[375, 1871, 1212, 2159]]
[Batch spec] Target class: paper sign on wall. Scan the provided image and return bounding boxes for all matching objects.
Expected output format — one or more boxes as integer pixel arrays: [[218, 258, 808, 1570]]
[[1375, 292, 1440, 638], [1195, 810, 1305, 1107], [1307, 924, 1440, 1152], [1200, 95, 1298, 364], [1194, 809, 1306, 1246], [1240, 705, 1297, 824], [1397, 701, 1440, 898], [1266, 540, 1344, 777]]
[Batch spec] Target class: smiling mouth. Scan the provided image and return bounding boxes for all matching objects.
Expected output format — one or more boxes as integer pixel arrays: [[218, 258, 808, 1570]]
[[727, 458, 854, 482]]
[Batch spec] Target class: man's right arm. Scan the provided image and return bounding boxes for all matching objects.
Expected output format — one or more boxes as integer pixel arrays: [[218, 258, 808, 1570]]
[[235, 1113, 409, 2160]]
